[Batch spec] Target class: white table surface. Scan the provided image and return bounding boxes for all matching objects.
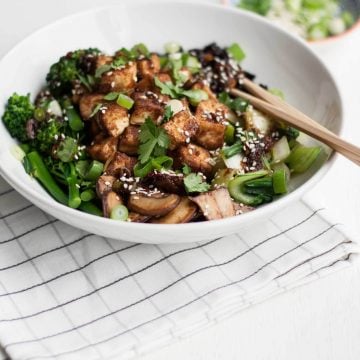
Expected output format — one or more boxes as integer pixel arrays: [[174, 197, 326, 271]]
[[1, 1, 360, 359]]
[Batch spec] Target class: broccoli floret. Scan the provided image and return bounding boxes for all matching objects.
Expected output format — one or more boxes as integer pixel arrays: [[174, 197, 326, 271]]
[[2, 93, 34, 142], [46, 48, 101, 98], [35, 120, 63, 153]]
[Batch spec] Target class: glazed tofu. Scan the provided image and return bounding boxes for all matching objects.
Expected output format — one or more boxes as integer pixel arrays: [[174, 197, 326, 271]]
[[96, 55, 113, 68], [118, 125, 140, 155], [195, 99, 229, 123], [137, 54, 161, 79], [98, 61, 137, 94], [97, 103, 129, 137], [176, 144, 213, 177], [105, 151, 137, 176], [87, 136, 118, 162], [79, 93, 104, 120], [163, 109, 198, 150], [195, 119, 225, 150], [130, 97, 163, 125]]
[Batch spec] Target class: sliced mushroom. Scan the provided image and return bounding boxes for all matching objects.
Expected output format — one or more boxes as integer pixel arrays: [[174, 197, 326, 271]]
[[190, 188, 235, 220], [128, 212, 151, 223], [128, 193, 180, 216], [102, 191, 123, 218], [96, 175, 116, 197], [142, 171, 185, 194], [151, 197, 197, 224]]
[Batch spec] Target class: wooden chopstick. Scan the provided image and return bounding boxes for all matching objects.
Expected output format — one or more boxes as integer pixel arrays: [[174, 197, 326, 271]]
[[230, 85, 360, 166]]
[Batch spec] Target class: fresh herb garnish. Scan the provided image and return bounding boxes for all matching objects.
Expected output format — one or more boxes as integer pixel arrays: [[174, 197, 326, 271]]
[[219, 92, 248, 113], [138, 118, 170, 164], [182, 164, 192, 175], [154, 77, 208, 105], [184, 173, 210, 193], [134, 156, 173, 178], [163, 105, 174, 123]]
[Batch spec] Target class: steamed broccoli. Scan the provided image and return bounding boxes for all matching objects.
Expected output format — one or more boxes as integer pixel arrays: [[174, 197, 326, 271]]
[[35, 120, 64, 153], [2, 93, 34, 142], [46, 48, 100, 98]]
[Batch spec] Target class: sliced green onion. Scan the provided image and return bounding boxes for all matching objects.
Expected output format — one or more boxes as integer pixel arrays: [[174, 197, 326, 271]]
[[80, 189, 96, 202], [227, 43, 246, 62], [134, 161, 154, 178], [272, 169, 288, 194], [116, 94, 134, 110], [228, 170, 269, 205], [34, 107, 46, 122], [272, 136, 291, 163], [66, 107, 84, 132], [225, 124, 236, 145], [286, 144, 322, 173], [164, 42, 181, 54], [110, 204, 129, 221], [67, 177, 81, 209], [85, 160, 104, 181]]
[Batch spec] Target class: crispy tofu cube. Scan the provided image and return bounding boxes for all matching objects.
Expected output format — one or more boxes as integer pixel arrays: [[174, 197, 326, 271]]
[[130, 98, 163, 125], [195, 99, 229, 122], [105, 151, 137, 176], [98, 62, 137, 94], [195, 119, 225, 150], [177, 144, 213, 177], [137, 54, 161, 79], [79, 93, 104, 120], [97, 103, 129, 137], [87, 136, 118, 163], [163, 109, 198, 150], [118, 125, 140, 155], [96, 55, 113, 68]]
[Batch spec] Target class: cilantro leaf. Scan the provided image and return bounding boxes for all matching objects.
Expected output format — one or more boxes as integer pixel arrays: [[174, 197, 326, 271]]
[[154, 77, 178, 97], [138, 118, 170, 164], [163, 105, 174, 123], [182, 164, 192, 175], [184, 173, 211, 193]]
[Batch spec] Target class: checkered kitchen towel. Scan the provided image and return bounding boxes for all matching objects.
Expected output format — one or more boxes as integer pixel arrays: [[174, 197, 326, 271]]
[[0, 175, 358, 360]]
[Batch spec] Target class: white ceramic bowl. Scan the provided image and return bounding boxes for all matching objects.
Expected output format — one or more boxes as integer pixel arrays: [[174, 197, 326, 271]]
[[0, 0, 342, 244]]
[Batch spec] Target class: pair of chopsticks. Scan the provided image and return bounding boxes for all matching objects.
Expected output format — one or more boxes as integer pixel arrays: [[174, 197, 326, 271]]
[[230, 78, 360, 166]]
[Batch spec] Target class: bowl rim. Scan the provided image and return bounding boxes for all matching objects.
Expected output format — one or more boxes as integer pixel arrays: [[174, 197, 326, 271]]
[[0, 0, 343, 235]]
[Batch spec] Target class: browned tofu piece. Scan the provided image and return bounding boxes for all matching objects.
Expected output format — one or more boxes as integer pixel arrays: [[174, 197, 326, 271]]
[[79, 93, 104, 120], [137, 54, 161, 79], [195, 119, 225, 150], [176, 144, 213, 177], [192, 81, 217, 101], [97, 103, 129, 137], [195, 99, 229, 123], [163, 109, 198, 150], [98, 62, 137, 94], [130, 98, 163, 125], [87, 136, 118, 163], [96, 55, 113, 68], [135, 74, 172, 104], [105, 151, 137, 176], [118, 125, 140, 155]]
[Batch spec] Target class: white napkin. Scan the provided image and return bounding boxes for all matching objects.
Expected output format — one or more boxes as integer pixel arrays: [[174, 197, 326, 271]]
[[0, 175, 358, 360]]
